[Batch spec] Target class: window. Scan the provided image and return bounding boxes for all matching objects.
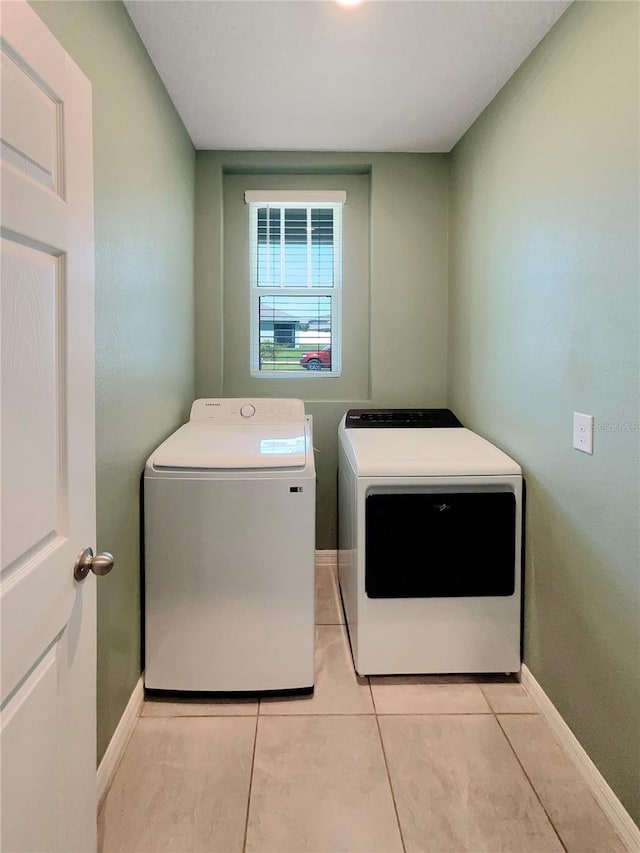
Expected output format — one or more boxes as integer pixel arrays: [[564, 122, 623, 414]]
[[246, 190, 344, 377]]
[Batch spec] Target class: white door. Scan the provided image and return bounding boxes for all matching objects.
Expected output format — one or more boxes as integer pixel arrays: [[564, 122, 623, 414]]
[[1, 3, 100, 851]]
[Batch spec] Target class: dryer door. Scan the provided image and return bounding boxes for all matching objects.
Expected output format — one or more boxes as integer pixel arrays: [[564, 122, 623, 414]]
[[365, 490, 517, 598]]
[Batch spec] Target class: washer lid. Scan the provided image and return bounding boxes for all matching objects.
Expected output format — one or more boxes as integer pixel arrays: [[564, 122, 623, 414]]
[[151, 422, 308, 470], [340, 427, 521, 477]]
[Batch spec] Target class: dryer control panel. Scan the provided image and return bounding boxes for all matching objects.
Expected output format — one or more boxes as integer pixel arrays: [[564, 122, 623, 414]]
[[345, 408, 463, 428], [190, 398, 305, 425]]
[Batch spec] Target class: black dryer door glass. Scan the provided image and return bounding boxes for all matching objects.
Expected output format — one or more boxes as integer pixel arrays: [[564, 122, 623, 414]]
[[365, 491, 516, 598]]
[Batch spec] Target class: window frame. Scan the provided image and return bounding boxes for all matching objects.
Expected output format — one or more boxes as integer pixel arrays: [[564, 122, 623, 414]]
[[247, 198, 344, 379]]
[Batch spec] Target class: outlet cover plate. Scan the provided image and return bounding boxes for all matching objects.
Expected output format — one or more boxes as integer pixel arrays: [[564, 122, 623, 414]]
[[573, 412, 594, 454]]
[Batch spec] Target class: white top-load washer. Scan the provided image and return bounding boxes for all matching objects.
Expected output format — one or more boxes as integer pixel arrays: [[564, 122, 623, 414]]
[[338, 409, 523, 676], [144, 398, 315, 693]]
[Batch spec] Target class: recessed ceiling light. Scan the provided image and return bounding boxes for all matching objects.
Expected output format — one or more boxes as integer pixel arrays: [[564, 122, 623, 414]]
[[335, 0, 365, 8]]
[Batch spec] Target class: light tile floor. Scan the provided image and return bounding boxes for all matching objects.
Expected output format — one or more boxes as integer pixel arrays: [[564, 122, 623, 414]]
[[100, 561, 627, 853]]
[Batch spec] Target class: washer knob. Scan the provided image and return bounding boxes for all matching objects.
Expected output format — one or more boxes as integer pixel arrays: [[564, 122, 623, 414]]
[[240, 403, 256, 419]]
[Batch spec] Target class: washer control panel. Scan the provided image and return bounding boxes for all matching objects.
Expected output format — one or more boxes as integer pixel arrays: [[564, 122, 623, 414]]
[[190, 398, 305, 425]]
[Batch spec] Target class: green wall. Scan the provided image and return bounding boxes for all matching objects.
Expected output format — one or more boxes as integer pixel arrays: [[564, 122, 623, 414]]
[[195, 152, 449, 545], [448, 1, 639, 822], [30, 1, 196, 761]]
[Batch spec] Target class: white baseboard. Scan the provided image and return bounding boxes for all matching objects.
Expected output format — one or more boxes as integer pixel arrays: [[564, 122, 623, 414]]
[[315, 549, 337, 565], [521, 664, 640, 852], [97, 675, 144, 806]]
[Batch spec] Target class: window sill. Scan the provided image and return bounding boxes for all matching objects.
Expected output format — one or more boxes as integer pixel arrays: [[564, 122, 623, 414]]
[[250, 371, 342, 379]]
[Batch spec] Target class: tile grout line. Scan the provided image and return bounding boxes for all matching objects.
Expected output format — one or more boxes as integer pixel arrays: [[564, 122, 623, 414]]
[[374, 716, 407, 853], [359, 708, 494, 716], [263, 711, 376, 717], [334, 566, 405, 850], [241, 712, 260, 853], [369, 677, 407, 853], [140, 709, 539, 719], [495, 713, 568, 853], [137, 711, 258, 718]]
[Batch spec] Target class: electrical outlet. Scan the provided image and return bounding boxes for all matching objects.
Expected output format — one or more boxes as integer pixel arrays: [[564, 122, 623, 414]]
[[573, 412, 594, 454]]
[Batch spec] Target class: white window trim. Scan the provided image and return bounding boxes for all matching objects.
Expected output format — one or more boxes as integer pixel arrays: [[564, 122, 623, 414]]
[[245, 190, 347, 204], [248, 196, 344, 379]]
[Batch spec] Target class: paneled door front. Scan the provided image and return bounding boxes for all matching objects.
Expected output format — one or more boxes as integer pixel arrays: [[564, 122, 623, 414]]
[[1, 2, 99, 850]]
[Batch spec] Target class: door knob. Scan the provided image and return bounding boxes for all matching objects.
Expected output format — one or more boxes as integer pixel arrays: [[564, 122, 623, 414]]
[[73, 547, 115, 582]]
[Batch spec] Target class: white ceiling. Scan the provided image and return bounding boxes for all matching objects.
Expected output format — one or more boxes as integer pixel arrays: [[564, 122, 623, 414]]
[[125, 0, 570, 153]]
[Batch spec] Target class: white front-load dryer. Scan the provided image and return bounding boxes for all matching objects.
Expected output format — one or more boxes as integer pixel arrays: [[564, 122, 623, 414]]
[[144, 398, 315, 693], [338, 408, 523, 676]]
